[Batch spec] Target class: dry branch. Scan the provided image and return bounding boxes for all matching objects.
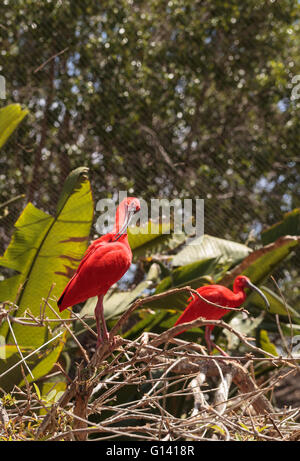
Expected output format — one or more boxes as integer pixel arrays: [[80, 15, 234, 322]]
[[1, 285, 299, 441]]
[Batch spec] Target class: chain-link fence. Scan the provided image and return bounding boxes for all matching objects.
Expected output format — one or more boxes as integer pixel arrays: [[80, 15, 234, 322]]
[[0, 0, 299, 304]]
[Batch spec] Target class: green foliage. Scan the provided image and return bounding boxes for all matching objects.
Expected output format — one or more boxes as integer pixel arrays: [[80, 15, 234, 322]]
[[155, 258, 218, 292], [129, 223, 186, 259], [234, 238, 299, 287], [126, 212, 300, 350], [1, 0, 300, 247], [0, 104, 28, 149], [248, 286, 299, 318], [259, 329, 278, 356], [261, 208, 300, 245], [0, 167, 93, 390], [172, 235, 251, 267], [39, 381, 66, 415]]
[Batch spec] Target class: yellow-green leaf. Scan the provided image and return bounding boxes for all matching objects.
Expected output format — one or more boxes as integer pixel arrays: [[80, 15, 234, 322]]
[[172, 234, 251, 267], [0, 168, 93, 389], [259, 329, 278, 356], [0, 104, 28, 149]]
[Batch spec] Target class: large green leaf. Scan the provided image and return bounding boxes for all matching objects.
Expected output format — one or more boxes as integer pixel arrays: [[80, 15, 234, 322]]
[[39, 380, 67, 415], [0, 104, 28, 149], [128, 222, 186, 259], [259, 330, 278, 356], [246, 286, 300, 319], [0, 345, 38, 391], [171, 234, 251, 267], [261, 208, 300, 245], [144, 235, 251, 312], [221, 236, 299, 288], [123, 308, 181, 340], [155, 257, 217, 294], [0, 332, 65, 391], [128, 222, 170, 250], [0, 167, 93, 386], [143, 289, 190, 312]]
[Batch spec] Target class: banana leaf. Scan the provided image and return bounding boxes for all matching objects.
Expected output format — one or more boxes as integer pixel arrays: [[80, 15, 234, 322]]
[[246, 286, 300, 319], [155, 257, 218, 294], [259, 329, 278, 356], [0, 167, 93, 388], [0, 104, 28, 149], [221, 235, 299, 288], [128, 222, 186, 259], [171, 234, 251, 267], [261, 208, 300, 245]]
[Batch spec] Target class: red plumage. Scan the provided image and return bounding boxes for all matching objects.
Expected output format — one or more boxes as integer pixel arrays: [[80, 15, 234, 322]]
[[57, 197, 140, 346], [174, 283, 246, 331], [174, 275, 269, 354], [58, 233, 132, 310]]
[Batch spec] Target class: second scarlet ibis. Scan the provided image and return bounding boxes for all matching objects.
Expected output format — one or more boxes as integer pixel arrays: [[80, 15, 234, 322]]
[[174, 275, 270, 353], [57, 197, 140, 346]]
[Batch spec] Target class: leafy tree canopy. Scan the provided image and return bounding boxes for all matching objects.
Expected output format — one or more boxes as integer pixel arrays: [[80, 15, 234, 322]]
[[0, 0, 299, 249]]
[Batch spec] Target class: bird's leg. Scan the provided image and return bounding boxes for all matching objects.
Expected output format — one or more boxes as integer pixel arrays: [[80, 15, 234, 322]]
[[95, 295, 109, 347], [205, 326, 214, 354], [205, 326, 229, 357]]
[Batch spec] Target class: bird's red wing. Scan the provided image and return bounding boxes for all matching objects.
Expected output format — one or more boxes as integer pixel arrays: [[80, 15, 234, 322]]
[[75, 234, 114, 274], [174, 285, 232, 333], [58, 240, 131, 311], [57, 234, 113, 309]]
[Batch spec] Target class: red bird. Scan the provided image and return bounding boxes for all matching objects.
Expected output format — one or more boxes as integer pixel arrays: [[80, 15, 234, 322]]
[[174, 275, 270, 353], [58, 197, 140, 346]]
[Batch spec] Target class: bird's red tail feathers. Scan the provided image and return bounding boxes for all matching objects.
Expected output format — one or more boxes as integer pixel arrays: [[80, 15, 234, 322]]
[[57, 275, 76, 312]]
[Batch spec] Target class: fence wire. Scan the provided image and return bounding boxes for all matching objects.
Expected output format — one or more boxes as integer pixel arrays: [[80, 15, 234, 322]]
[[0, 0, 299, 305]]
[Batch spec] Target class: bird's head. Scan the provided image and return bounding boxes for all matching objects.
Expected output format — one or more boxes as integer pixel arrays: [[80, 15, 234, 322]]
[[113, 197, 141, 241], [234, 275, 270, 311], [126, 197, 141, 215]]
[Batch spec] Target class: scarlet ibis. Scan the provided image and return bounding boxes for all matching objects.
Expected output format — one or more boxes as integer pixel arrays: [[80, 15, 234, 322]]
[[174, 275, 270, 353], [57, 197, 140, 346]]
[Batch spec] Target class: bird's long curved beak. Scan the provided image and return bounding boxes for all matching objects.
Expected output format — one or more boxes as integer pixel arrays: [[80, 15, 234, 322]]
[[246, 280, 270, 311], [113, 208, 135, 241]]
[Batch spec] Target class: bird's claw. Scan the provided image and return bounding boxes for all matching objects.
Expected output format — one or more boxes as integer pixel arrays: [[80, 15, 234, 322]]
[[96, 333, 123, 353]]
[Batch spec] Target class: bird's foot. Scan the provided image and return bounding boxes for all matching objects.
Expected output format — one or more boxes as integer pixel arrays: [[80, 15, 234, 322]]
[[96, 332, 122, 353], [91, 334, 126, 367], [96, 329, 109, 348]]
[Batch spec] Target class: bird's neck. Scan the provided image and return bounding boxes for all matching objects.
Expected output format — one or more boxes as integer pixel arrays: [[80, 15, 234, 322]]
[[113, 204, 127, 234], [114, 232, 131, 249], [231, 286, 247, 307]]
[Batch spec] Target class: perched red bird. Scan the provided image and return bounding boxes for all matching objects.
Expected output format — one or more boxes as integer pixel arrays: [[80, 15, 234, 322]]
[[58, 197, 140, 346], [174, 275, 270, 353]]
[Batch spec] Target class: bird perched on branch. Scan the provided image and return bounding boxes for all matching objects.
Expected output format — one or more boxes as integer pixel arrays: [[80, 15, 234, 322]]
[[174, 275, 270, 354], [57, 197, 140, 346]]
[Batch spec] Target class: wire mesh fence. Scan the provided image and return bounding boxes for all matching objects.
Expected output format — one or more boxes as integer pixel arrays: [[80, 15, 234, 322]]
[[1, 1, 300, 250], [2, 2, 300, 310], [1, 1, 300, 441]]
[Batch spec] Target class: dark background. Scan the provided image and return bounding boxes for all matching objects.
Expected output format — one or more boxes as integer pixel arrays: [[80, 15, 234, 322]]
[[0, 0, 299, 304]]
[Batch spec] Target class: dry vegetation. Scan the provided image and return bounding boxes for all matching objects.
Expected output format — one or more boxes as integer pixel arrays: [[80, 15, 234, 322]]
[[1, 287, 300, 442]]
